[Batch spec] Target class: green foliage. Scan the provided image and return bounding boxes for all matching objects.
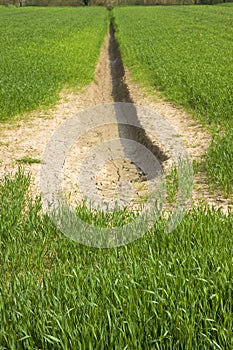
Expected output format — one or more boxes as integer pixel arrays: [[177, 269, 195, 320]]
[[0, 7, 108, 120], [0, 0, 231, 6], [207, 130, 233, 195], [113, 5, 233, 193], [16, 156, 41, 164], [1, 170, 233, 349], [165, 167, 178, 204], [113, 5, 233, 124]]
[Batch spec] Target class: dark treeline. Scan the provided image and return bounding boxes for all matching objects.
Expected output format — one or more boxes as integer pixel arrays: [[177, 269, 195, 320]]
[[0, 0, 232, 8]]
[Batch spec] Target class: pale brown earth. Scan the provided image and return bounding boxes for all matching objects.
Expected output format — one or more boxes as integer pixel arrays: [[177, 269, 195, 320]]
[[0, 26, 232, 214]]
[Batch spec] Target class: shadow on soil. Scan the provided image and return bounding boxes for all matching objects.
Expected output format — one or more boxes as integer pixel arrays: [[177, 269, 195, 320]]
[[108, 24, 168, 179]]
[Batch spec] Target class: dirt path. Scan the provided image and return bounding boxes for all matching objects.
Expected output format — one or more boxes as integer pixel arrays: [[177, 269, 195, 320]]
[[0, 26, 232, 213]]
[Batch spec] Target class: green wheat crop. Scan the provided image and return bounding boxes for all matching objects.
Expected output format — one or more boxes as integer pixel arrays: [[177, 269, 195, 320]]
[[0, 6, 108, 120], [0, 170, 233, 349]]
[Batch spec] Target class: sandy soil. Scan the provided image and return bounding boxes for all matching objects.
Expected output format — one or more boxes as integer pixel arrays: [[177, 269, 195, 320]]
[[0, 26, 232, 214]]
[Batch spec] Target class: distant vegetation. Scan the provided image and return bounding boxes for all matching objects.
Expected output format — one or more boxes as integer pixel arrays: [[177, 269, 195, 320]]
[[113, 4, 233, 194], [1, 0, 233, 7], [0, 6, 108, 120]]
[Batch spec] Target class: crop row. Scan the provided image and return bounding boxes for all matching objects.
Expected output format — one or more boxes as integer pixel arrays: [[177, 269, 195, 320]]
[[0, 6, 108, 120]]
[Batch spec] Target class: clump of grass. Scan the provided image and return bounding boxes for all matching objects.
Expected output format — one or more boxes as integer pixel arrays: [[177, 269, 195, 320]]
[[206, 129, 233, 195], [0, 141, 9, 146], [1, 170, 233, 349], [75, 199, 138, 228], [165, 167, 178, 204], [16, 156, 41, 165]]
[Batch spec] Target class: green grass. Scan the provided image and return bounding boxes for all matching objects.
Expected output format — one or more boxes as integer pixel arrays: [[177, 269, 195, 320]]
[[113, 5, 233, 194], [1, 170, 233, 349], [165, 167, 178, 204], [0, 7, 108, 121], [207, 129, 233, 194], [16, 156, 41, 164]]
